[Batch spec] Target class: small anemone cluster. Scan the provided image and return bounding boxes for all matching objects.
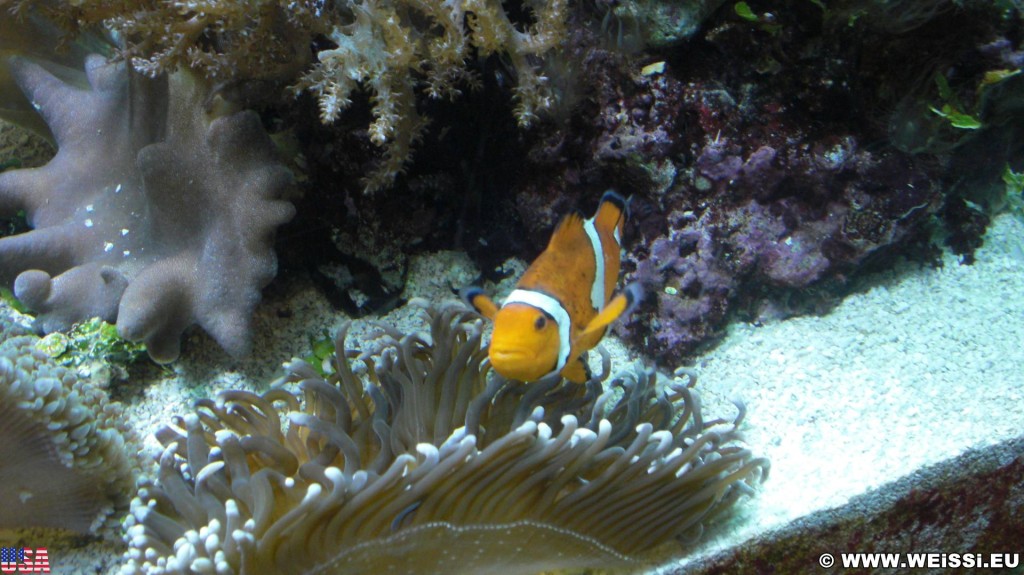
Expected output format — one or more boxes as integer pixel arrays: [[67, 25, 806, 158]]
[[0, 324, 141, 536], [122, 302, 767, 575]]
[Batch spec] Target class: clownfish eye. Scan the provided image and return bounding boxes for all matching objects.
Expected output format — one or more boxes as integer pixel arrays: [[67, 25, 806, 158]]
[[534, 315, 547, 330]]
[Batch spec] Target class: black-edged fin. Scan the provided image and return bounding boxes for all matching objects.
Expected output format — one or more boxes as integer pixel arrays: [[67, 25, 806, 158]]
[[547, 209, 588, 251], [460, 286, 499, 320], [598, 190, 626, 224], [580, 353, 594, 380], [579, 282, 643, 337], [593, 189, 630, 236], [599, 189, 629, 219], [562, 356, 590, 384]]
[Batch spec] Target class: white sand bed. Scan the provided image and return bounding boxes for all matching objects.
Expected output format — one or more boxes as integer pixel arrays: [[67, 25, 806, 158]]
[[654, 212, 1024, 571]]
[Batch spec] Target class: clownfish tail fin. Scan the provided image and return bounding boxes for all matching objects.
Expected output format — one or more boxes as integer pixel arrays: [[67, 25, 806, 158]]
[[595, 189, 630, 236], [599, 189, 629, 217], [579, 282, 643, 338], [459, 286, 499, 320]]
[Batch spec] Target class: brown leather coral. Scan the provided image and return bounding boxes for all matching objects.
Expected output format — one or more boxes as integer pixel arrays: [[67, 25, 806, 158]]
[[0, 54, 295, 363], [122, 302, 767, 574]]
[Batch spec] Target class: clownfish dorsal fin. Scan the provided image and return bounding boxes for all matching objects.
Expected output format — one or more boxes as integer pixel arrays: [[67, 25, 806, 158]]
[[547, 209, 589, 251], [578, 282, 644, 338]]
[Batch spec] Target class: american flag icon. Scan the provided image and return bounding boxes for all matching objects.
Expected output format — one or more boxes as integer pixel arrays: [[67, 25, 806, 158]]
[[0, 547, 50, 573], [0, 547, 24, 564]]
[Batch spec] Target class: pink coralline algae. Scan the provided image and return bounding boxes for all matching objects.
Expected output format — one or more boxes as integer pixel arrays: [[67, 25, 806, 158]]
[[0, 55, 295, 363]]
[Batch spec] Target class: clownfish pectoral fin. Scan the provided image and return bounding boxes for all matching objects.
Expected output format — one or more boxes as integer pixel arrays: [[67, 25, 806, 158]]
[[579, 282, 643, 338], [561, 356, 591, 384], [460, 286, 499, 320]]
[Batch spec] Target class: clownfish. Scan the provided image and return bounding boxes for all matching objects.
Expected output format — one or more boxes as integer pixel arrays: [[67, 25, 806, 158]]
[[462, 190, 642, 383]]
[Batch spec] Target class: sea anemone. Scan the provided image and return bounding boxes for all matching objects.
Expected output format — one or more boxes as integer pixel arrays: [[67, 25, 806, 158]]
[[122, 301, 767, 574], [0, 330, 142, 536]]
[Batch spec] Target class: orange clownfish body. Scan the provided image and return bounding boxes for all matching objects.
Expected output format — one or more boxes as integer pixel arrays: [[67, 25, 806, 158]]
[[463, 190, 642, 383]]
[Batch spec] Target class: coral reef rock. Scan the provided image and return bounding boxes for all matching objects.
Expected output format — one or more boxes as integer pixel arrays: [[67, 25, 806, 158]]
[[0, 332, 142, 536], [122, 302, 767, 574], [0, 54, 295, 363], [513, 1, 960, 363]]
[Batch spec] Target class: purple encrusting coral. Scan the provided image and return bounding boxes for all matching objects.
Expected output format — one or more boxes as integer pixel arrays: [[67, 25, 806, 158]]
[[624, 143, 938, 356], [0, 55, 295, 363], [626, 89, 939, 358]]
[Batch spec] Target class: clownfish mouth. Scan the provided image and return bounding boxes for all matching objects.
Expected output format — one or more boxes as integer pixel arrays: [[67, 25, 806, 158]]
[[490, 348, 532, 366], [489, 348, 548, 381]]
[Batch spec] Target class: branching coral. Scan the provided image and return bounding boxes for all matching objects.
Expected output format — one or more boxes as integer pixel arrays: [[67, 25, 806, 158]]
[[4, 0, 319, 86], [295, 0, 567, 191], [121, 302, 767, 574], [0, 332, 142, 536], [0, 54, 296, 363]]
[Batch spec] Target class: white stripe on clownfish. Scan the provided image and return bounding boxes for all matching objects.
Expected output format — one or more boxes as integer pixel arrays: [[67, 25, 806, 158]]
[[501, 288, 572, 372], [582, 216, 605, 311]]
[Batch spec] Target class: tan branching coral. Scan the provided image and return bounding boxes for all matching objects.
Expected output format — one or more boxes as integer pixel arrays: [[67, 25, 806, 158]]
[[4, 0, 319, 85], [122, 302, 767, 574], [295, 0, 566, 190], [0, 332, 142, 536]]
